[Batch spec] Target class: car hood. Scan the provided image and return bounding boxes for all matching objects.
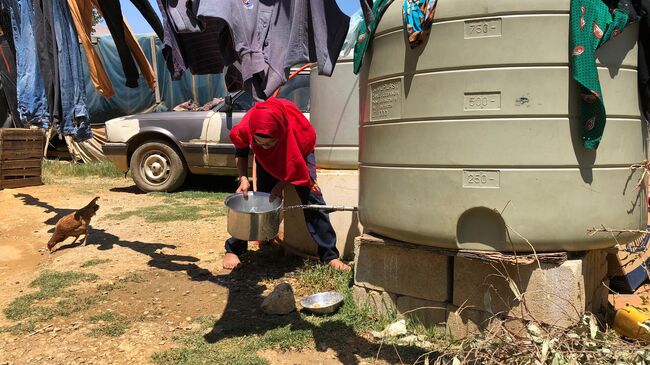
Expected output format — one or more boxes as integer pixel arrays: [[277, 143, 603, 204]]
[[105, 111, 213, 143], [107, 111, 212, 124]]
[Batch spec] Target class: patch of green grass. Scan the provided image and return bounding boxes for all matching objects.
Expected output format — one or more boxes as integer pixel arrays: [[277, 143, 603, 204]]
[[43, 160, 124, 181], [152, 264, 398, 365], [123, 272, 146, 283], [1, 271, 100, 333], [295, 262, 391, 332], [153, 316, 310, 365], [89, 312, 130, 337], [28, 270, 99, 293], [0, 320, 38, 335], [257, 325, 312, 351], [105, 189, 230, 223], [153, 337, 270, 365], [80, 258, 111, 268], [106, 204, 227, 222], [151, 190, 230, 202], [297, 262, 350, 294], [90, 311, 123, 322], [97, 282, 118, 292], [96, 272, 148, 292]]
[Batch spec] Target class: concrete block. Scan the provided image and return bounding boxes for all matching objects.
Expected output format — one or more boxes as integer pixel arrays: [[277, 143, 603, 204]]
[[352, 285, 397, 316], [395, 295, 448, 327], [282, 170, 361, 260], [445, 304, 527, 339], [581, 250, 609, 313], [452, 250, 608, 328], [445, 305, 483, 340], [354, 236, 450, 302]]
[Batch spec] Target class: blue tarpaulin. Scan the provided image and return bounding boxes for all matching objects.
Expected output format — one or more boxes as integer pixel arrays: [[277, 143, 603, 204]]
[[82, 34, 226, 124]]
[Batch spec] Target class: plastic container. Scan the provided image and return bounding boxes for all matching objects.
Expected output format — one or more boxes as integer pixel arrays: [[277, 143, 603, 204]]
[[358, 0, 647, 252], [310, 58, 359, 169]]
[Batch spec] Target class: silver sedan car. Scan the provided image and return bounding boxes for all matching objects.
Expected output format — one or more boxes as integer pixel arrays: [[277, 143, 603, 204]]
[[103, 74, 310, 192]]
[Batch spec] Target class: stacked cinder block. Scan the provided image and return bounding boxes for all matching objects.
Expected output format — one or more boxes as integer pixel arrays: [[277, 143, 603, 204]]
[[353, 234, 609, 338]]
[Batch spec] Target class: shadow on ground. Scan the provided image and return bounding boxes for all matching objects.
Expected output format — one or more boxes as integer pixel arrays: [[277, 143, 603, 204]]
[[109, 174, 237, 195], [14, 192, 430, 364], [14, 193, 76, 226]]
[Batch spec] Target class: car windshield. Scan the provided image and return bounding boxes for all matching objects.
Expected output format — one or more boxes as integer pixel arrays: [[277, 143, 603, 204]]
[[225, 73, 311, 113], [277, 73, 310, 112]]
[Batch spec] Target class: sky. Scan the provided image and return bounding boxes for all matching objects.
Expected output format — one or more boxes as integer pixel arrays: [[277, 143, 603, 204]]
[[103, 0, 361, 35]]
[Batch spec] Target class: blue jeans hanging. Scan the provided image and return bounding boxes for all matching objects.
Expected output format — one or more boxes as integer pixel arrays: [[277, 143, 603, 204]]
[[13, 0, 50, 127], [52, 0, 91, 141]]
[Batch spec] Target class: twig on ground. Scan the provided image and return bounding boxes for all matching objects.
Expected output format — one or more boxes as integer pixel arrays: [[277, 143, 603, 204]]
[[27, 324, 53, 337], [503, 221, 543, 272]]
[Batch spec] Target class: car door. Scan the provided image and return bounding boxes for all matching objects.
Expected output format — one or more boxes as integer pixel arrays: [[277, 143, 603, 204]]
[[204, 91, 255, 173]]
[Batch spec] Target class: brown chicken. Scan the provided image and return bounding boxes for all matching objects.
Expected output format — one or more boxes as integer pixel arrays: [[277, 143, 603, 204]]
[[47, 197, 100, 252]]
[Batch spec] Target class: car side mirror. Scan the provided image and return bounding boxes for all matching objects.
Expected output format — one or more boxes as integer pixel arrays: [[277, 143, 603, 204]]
[[220, 95, 233, 113]]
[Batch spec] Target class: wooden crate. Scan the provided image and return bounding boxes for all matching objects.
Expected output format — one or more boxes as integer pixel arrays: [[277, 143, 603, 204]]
[[0, 128, 44, 189]]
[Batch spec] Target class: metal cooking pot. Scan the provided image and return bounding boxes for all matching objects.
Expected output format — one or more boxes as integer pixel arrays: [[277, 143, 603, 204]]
[[224, 192, 359, 241], [224, 192, 283, 241]]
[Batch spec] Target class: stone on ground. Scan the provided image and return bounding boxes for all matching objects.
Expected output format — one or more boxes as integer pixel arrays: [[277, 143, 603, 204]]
[[262, 282, 296, 315]]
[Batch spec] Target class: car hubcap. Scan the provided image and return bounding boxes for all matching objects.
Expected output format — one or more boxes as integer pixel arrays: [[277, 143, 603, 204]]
[[141, 151, 170, 185]]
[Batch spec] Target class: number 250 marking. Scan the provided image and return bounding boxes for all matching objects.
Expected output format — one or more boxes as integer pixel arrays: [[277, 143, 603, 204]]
[[467, 173, 488, 184]]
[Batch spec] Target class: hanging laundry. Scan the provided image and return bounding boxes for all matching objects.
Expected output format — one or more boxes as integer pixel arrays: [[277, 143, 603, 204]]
[[162, 0, 349, 101], [354, 0, 394, 74], [32, 0, 61, 126], [360, 0, 375, 30], [403, 0, 437, 48], [8, 0, 50, 127], [66, 0, 113, 97], [155, 0, 233, 80], [0, 33, 18, 127], [96, 0, 152, 89], [127, 0, 164, 40], [570, 0, 629, 149], [155, 0, 186, 80], [191, 0, 349, 100], [341, 10, 365, 57], [53, 0, 91, 141], [66, 0, 156, 98], [163, 0, 202, 33], [0, 6, 14, 54]]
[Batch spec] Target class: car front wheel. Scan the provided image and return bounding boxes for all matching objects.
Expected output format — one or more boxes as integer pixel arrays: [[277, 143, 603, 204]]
[[130, 140, 187, 192]]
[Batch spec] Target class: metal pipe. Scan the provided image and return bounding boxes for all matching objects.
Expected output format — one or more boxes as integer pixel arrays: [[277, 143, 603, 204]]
[[283, 204, 358, 212]]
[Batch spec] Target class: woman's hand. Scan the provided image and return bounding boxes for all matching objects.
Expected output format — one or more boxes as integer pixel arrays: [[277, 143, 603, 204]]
[[270, 181, 287, 202], [310, 180, 321, 194], [236, 176, 251, 199]]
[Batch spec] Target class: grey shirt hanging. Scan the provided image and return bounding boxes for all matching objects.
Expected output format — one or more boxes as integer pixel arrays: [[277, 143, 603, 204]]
[[176, 0, 350, 100]]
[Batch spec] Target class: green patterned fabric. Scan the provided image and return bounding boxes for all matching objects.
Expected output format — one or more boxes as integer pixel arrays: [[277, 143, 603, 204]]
[[570, 0, 628, 149], [353, 0, 394, 75]]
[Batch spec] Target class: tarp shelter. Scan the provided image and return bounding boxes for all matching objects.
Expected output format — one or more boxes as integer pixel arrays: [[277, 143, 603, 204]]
[[62, 33, 227, 163]]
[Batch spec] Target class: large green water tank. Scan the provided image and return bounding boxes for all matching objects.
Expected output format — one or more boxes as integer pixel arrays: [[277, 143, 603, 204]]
[[310, 58, 359, 169], [358, 0, 647, 252]]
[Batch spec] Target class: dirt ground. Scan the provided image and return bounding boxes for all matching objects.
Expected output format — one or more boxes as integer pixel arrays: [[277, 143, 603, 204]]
[[0, 176, 404, 365]]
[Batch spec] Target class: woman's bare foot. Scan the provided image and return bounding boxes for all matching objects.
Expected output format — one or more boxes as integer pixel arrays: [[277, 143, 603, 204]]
[[328, 258, 351, 271], [222, 253, 241, 270]]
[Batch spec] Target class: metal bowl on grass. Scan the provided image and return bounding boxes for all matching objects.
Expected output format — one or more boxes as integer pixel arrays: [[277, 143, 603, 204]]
[[224, 192, 283, 241], [300, 291, 344, 314]]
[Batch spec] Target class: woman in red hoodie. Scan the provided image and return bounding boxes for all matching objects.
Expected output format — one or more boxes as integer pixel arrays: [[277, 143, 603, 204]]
[[224, 97, 350, 271]]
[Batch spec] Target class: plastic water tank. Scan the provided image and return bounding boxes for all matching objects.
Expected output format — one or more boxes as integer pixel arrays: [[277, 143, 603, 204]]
[[358, 0, 647, 252], [310, 57, 359, 169]]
